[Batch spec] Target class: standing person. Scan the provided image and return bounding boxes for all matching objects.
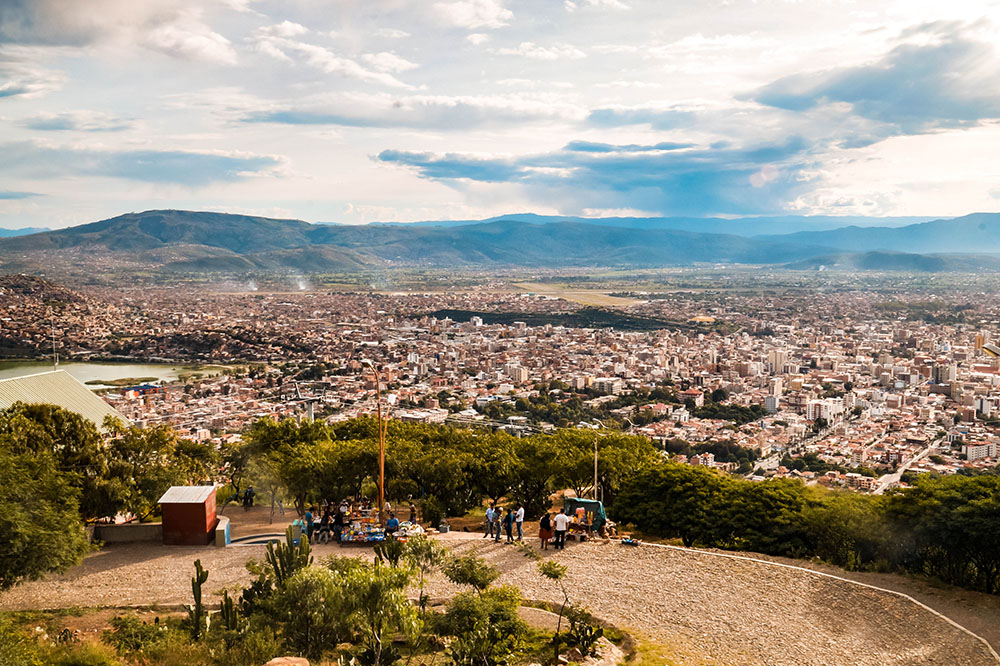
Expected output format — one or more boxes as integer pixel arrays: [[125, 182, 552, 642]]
[[409, 502, 417, 523], [246, 486, 255, 508], [494, 508, 504, 543], [304, 506, 315, 543], [515, 504, 525, 541], [553, 507, 570, 550], [483, 505, 494, 538], [538, 513, 553, 550], [333, 506, 345, 543], [503, 506, 515, 543]]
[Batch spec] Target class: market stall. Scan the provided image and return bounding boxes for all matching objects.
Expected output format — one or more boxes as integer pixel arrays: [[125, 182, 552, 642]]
[[339, 508, 386, 544], [563, 497, 608, 542]]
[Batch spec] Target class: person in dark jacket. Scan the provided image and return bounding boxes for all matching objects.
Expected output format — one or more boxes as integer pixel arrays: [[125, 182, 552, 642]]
[[503, 506, 515, 543]]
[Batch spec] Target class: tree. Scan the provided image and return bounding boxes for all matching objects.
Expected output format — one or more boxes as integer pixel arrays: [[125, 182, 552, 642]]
[[0, 403, 109, 520], [340, 562, 419, 666], [0, 445, 90, 590]]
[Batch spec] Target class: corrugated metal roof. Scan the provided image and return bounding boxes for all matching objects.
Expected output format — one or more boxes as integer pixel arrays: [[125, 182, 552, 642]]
[[159, 485, 216, 504], [0, 370, 129, 430]]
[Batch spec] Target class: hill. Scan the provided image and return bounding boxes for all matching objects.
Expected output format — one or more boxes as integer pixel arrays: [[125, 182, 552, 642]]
[[762, 212, 1000, 254], [783, 251, 1000, 272], [4, 208, 1000, 276], [0, 227, 49, 238]]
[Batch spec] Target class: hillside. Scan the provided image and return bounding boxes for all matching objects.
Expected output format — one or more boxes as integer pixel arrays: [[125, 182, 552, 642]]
[[0, 227, 49, 238], [763, 212, 1000, 253], [3, 208, 1000, 276]]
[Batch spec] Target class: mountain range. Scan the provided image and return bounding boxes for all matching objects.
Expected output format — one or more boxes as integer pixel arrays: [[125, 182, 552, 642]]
[[2, 209, 1000, 275]]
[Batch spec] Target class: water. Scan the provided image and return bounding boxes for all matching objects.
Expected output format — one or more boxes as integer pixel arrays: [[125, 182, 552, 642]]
[[0, 360, 224, 389]]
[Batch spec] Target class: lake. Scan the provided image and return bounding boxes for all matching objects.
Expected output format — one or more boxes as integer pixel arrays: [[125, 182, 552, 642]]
[[0, 360, 225, 389]]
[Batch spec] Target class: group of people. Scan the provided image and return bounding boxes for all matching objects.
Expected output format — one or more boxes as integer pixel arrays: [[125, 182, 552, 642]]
[[484, 504, 572, 550], [483, 504, 526, 543]]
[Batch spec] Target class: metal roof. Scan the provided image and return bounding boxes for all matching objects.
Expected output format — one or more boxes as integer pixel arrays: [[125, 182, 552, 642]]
[[159, 485, 216, 504], [0, 370, 129, 431]]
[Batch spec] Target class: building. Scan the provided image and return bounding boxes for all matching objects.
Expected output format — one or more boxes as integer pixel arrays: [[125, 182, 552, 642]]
[[963, 442, 997, 462], [0, 370, 129, 431]]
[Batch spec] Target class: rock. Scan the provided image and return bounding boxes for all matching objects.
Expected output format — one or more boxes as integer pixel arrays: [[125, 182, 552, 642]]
[[564, 647, 584, 662], [265, 658, 309, 666]]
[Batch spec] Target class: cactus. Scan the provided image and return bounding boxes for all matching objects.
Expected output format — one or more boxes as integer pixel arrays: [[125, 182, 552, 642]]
[[187, 559, 209, 641], [265, 526, 313, 586], [220, 590, 242, 633]]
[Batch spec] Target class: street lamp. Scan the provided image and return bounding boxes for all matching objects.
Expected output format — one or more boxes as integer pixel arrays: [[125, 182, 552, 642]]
[[363, 360, 387, 526]]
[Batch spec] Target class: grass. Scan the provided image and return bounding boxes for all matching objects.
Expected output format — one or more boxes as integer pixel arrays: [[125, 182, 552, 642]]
[[513, 282, 643, 307]]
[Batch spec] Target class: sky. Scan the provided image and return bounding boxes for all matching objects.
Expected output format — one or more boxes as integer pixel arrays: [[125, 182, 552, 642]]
[[1, 0, 1000, 230]]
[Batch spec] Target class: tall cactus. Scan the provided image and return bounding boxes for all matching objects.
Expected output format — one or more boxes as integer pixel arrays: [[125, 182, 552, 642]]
[[220, 590, 242, 633], [188, 559, 209, 640], [265, 526, 313, 586]]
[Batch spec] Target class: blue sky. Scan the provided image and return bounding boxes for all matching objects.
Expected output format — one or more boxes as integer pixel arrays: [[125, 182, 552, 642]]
[[1, 0, 999, 229]]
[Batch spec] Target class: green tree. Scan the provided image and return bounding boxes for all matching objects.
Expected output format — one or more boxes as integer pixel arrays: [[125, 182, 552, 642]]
[[0, 446, 90, 590]]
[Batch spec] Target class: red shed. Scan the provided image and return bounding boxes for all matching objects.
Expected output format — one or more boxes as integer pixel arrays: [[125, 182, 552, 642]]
[[158, 486, 218, 545]]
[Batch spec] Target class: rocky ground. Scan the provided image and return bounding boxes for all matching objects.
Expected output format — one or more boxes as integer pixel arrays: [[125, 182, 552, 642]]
[[1, 527, 996, 666]]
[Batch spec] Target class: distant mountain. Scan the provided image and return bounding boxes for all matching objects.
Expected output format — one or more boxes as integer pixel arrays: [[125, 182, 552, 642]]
[[0, 227, 49, 237], [761, 213, 1000, 254], [399, 213, 932, 237], [3, 208, 1000, 276], [783, 251, 1000, 272]]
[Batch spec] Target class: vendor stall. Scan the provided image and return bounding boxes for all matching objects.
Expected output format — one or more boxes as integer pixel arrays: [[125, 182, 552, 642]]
[[563, 497, 608, 541], [339, 508, 386, 544]]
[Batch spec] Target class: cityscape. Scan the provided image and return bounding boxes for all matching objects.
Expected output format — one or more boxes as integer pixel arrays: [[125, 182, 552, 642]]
[[2, 1, 1000, 665]]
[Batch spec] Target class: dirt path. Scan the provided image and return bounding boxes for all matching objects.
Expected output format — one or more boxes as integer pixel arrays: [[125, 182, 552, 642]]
[[1, 533, 996, 665]]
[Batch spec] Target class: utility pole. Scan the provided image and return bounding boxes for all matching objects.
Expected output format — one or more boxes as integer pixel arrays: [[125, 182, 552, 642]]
[[50, 314, 58, 370], [364, 360, 386, 526]]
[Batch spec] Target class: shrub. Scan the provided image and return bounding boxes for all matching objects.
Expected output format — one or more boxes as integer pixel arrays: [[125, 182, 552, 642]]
[[101, 615, 165, 654], [49, 643, 123, 666], [443, 555, 500, 594], [438, 586, 526, 640], [422, 496, 445, 527]]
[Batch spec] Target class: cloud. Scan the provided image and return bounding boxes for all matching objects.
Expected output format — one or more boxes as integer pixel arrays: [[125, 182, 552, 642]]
[[587, 104, 696, 129], [250, 29, 411, 88], [0, 141, 281, 185], [361, 52, 418, 73], [374, 28, 410, 39], [753, 21, 1000, 133], [466, 33, 490, 45], [20, 111, 133, 131], [0, 53, 65, 98], [434, 0, 512, 29], [377, 136, 814, 216], [241, 92, 585, 129], [565, 0, 630, 11], [496, 42, 586, 60], [0, 0, 238, 64], [0, 190, 40, 199], [564, 140, 695, 152]]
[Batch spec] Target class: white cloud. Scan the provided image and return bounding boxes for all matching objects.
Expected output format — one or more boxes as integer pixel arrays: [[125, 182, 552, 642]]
[[249, 31, 412, 88], [496, 42, 586, 60], [466, 33, 491, 45], [434, 0, 513, 30], [362, 52, 419, 73], [374, 28, 411, 39], [142, 8, 238, 65], [566, 0, 630, 10], [259, 21, 309, 38], [0, 1, 238, 64], [21, 110, 134, 132], [0, 53, 66, 98]]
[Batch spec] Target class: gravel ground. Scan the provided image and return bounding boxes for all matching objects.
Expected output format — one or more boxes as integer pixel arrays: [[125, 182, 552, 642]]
[[1, 533, 996, 666]]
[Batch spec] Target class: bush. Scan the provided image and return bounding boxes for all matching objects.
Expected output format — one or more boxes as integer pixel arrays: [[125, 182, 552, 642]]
[[438, 586, 526, 640], [443, 555, 500, 594], [448, 621, 521, 666], [273, 567, 347, 659], [0, 620, 41, 666], [212, 627, 283, 666], [49, 643, 123, 666], [102, 615, 166, 654], [422, 496, 445, 527]]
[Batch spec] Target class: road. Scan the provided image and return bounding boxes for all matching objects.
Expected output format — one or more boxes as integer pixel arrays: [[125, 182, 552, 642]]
[[872, 439, 939, 495]]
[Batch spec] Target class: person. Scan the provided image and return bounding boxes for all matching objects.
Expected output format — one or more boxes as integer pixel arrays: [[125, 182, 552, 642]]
[[553, 507, 570, 550], [483, 505, 494, 538], [333, 506, 345, 543], [277, 498, 285, 516], [409, 502, 417, 523], [304, 506, 315, 543], [515, 504, 525, 541], [290, 516, 306, 546], [494, 508, 504, 543], [503, 506, 515, 543], [539, 513, 553, 550], [318, 509, 332, 544], [385, 512, 400, 535]]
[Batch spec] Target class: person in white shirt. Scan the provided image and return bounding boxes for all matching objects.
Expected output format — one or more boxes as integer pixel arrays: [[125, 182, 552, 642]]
[[515, 505, 525, 541], [553, 507, 570, 549]]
